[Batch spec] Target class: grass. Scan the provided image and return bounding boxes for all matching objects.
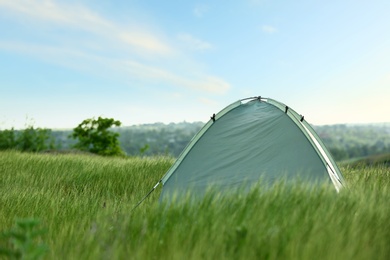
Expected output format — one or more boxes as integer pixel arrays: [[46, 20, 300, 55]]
[[0, 151, 389, 259]]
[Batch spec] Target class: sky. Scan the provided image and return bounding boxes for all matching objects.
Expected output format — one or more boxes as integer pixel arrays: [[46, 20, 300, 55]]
[[0, 0, 389, 130]]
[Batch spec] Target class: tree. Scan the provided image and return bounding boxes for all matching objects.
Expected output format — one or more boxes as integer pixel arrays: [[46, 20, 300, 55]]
[[0, 128, 17, 150], [71, 117, 124, 156], [0, 126, 54, 152], [18, 126, 54, 152]]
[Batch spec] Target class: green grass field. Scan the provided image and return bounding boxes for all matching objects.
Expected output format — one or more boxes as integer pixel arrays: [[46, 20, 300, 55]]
[[0, 151, 389, 259]]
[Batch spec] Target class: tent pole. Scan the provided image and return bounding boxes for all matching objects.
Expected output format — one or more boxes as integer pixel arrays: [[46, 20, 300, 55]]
[[131, 180, 161, 212]]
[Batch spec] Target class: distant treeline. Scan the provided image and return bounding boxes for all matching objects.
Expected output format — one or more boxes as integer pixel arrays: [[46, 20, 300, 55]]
[[2, 122, 389, 161], [49, 122, 390, 161], [315, 124, 390, 161], [50, 122, 204, 157]]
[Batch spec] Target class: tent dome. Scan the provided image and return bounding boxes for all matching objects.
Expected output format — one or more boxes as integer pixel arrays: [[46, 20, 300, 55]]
[[159, 97, 345, 201]]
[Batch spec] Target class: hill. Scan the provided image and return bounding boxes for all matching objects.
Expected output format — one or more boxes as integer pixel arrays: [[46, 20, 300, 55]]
[[343, 153, 390, 167]]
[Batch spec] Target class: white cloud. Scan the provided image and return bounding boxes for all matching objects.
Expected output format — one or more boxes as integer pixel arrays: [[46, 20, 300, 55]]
[[0, 38, 229, 94], [261, 25, 278, 34], [0, 0, 110, 33], [0, 40, 101, 71], [177, 33, 213, 51], [192, 76, 230, 94], [121, 60, 230, 94], [198, 97, 218, 106], [193, 4, 209, 18], [0, 0, 172, 55], [0, 0, 231, 96], [118, 32, 172, 55]]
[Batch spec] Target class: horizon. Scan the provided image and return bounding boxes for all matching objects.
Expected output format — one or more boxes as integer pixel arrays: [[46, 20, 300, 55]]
[[3, 119, 390, 132], [1, 0, 390, 129]]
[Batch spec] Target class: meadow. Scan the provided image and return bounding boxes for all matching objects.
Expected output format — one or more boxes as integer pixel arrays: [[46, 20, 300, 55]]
[[0, 151, 389, 259]]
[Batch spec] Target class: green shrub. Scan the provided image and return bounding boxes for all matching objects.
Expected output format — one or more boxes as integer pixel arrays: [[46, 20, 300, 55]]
[[0, 218, 47, 260]]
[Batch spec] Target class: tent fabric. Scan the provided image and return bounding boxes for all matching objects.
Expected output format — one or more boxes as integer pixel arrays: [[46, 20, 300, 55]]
[[160, 97, 344, 201]]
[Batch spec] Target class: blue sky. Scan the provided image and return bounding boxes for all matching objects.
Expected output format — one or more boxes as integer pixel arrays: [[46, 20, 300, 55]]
[[1, 0, 389, 129]]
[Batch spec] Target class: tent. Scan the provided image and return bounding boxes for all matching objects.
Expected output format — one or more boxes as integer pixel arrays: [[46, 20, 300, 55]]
[[140, 97, 345, 204]]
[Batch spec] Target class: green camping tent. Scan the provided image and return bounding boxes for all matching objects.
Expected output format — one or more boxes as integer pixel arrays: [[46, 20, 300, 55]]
[[155, 97, 344, 201]]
